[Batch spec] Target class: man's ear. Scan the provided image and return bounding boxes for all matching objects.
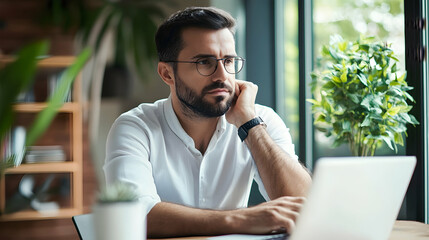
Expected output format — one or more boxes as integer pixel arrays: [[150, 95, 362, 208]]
[[158, 62, 175, 86]]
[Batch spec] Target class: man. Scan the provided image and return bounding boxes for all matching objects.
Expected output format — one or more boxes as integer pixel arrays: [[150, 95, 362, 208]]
[[104, 6, 311, 238]]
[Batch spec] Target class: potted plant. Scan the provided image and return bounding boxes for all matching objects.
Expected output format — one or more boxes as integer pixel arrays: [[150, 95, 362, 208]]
[[308, 35, 418, 156], [92, 182, 145, 240]]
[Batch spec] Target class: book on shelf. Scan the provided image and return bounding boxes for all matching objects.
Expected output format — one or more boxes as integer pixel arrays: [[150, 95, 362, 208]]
[[25, 145, 66, 163], [49, 72, 72, 102], [15, 84, 35, 103], [12, 126, 26, 166], [13, 72, 72, 103], [1, 126, 26, 166]]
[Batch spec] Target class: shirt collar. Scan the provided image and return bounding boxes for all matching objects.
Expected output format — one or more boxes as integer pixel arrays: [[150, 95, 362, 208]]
[[216, 114, 227, 135], [164, 96, 194, 147], [163, 95, 227, 148]]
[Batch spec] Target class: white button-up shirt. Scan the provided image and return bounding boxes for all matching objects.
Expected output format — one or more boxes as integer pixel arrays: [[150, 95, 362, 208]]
[[104, 96, 298, 214]]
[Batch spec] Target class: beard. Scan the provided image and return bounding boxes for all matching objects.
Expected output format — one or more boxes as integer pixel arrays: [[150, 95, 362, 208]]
[[175, 74, 234, 118]]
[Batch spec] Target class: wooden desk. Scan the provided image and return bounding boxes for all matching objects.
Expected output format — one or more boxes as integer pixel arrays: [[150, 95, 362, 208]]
[[388, 221, 429, 240], [150, 221, 429, 240]]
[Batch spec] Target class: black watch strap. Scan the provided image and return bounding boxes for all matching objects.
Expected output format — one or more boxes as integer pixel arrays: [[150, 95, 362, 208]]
[[238, 116, 266, 142]]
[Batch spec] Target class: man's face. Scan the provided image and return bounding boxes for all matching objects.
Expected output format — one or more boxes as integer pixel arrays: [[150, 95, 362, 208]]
[[173, 27, 237, 118]]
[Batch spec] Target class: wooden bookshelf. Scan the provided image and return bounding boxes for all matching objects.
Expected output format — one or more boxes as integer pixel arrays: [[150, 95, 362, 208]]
[[0, 208, 83, 221], [0, 56, 84, 221], [13, 102, 80, 113], [5, 162, 81, 173]]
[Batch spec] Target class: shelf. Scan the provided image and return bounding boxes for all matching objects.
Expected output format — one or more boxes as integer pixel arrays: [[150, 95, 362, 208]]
[[0, 208, 83, 221], [13, 102, 80, 113], [5, 162, 80, 174], [37, 56, 76, 68], [1, 54, 83, 222], [0, 56, 76, 68]]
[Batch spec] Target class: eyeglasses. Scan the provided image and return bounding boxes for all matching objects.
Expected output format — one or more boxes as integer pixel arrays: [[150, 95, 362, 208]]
[[163, 56, 245, 76]]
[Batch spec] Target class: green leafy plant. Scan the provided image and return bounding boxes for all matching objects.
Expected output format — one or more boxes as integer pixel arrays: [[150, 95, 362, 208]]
[[42, 0, 174, 82], [97, 182, 138, 203], [0, 41, 47, 177], [0, 40, 91, 178], [308, 35, 419, 156]]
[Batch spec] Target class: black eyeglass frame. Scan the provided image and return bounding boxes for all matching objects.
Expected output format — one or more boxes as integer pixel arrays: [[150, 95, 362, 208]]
[[163, 56, 246, 76]]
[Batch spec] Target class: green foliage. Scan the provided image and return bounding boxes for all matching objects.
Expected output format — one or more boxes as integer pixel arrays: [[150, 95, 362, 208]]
[[0, 41, 48, 142], [42, 0, 175, 82], [81, 0, 165, 80], [308, 35, 418, 156], [0, 41, 91, 175], [97, 182, 138, 203]]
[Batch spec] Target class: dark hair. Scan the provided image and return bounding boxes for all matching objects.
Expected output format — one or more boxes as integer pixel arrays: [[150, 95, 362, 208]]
[[155, 7, 236, 62]]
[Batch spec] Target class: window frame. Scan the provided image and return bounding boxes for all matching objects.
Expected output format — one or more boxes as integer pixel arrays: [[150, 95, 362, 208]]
[[403, 0, 427, 223], [245, 0, 428, 221]]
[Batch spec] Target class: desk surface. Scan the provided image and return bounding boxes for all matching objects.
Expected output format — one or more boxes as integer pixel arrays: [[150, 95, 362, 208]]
[[149, 221, 429, 240], [388, 220, 429, 240]]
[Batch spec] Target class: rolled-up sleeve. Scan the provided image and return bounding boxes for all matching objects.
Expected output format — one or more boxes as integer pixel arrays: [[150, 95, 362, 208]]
[[104, 115, 161, 214]]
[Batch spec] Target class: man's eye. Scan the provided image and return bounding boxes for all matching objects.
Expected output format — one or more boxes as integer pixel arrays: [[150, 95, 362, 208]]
[[224, 58, 234, 64], [196, 59, 211, 65]]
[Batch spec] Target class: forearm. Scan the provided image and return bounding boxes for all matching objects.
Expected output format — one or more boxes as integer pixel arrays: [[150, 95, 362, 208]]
[[147, 198, 305, 237], [147, 202, 237, 238], [245, 125, 311, 198]]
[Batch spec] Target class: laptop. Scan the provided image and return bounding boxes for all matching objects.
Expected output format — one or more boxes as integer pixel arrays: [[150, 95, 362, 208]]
[[209, 156, 416, 240], [72, 213, 95, 240]]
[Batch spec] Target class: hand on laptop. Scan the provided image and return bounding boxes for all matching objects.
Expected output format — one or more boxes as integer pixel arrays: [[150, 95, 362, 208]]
[[229, 196, 305, 234]]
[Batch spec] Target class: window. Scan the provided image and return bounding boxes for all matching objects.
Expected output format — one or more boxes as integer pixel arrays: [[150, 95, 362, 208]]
[[246, 1, 426, 218], [311, 0, 407, 160], [273, 0, 427, 222], [421, 0, 429, 223], [275, 0, 300, 154]]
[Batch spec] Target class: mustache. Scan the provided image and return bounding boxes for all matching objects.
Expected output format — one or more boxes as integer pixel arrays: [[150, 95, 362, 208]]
[[202, 82, 233, 94]]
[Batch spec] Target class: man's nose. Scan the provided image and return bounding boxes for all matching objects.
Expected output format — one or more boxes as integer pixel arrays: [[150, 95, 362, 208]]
[[211, 60, 229, 81]]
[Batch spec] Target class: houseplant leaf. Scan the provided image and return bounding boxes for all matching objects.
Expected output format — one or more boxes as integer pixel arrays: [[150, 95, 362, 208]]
[[0, 41, 49, 142], [309, 35, 418, 156]]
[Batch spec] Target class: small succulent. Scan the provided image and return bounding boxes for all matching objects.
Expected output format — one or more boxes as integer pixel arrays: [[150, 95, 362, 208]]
[[97, 182, 139, 203]]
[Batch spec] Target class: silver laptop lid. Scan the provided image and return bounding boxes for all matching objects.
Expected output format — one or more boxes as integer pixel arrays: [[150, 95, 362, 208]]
[[290, 156, 416, 240]]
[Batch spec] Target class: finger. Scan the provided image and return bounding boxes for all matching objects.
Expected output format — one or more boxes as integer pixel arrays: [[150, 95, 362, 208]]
[[271, 212, 297, 234], [270, 227, 287, 234], [276, 196, 306, 206], [235, 79, 257, 90], [271, 197, 306, 209], [276, 205, 300, 220], [283, 218, 296, 234], [277, 196, 306, 202], [234, 81, 240, 96], [279, 201, 303, 212], [264, 204, 301, 225], [234, 79, 246, 84]]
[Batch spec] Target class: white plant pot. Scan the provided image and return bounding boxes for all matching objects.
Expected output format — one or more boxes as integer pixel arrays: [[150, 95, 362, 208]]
[[93, 201, 146, 240]]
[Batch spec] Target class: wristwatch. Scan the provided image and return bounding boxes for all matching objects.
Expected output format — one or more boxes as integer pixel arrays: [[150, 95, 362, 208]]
[[238, 116, 266, 142]]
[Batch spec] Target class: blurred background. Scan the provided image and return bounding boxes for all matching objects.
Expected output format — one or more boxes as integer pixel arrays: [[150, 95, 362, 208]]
[[0, 0, 427, 239]]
